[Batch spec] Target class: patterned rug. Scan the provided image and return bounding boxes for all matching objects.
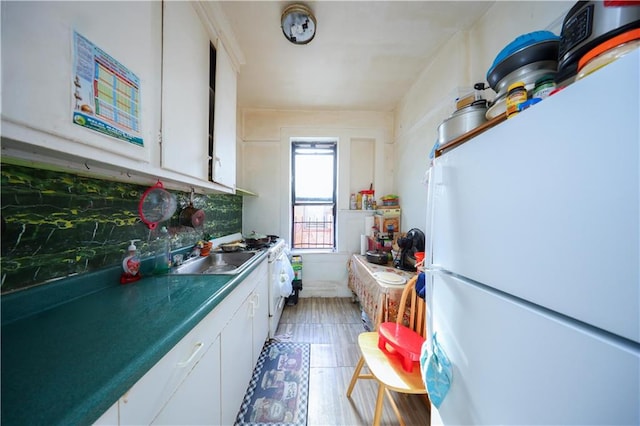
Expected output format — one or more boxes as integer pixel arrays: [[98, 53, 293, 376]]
[[235, 341, 311, 426]]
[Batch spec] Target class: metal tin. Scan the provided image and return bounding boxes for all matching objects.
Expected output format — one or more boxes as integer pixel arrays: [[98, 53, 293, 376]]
[[437, 100, 488, 145]]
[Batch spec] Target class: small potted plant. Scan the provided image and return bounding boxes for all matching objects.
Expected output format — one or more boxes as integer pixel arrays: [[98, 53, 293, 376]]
[[200, 232, 213, 256]]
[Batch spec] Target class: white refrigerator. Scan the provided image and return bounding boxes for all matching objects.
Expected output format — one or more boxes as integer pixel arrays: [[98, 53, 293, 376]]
[[424, 50, 640, 425]]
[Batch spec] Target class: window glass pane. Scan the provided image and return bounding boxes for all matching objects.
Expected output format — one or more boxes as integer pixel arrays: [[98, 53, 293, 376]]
[[292, 205, 334, 249], [294, 155, 334, 200]]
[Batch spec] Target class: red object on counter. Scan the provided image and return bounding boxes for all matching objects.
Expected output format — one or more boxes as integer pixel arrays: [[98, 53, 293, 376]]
[[120, 273, 141, 284]]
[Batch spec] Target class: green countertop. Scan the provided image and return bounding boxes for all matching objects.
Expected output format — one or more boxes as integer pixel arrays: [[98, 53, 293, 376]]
[[0, 251, 268, 425]]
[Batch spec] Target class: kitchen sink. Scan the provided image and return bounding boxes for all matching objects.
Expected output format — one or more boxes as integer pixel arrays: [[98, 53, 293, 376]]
[[172, 251, 261, 275]]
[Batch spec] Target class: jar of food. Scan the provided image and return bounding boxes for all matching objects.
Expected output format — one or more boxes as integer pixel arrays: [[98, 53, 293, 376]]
[[532, 75, 555, 100], [506, 81, 527, 118], [360, 190, 375, 210]]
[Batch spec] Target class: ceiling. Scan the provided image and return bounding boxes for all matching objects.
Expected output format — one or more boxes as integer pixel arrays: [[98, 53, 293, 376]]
[[219, 1, 495, 112]]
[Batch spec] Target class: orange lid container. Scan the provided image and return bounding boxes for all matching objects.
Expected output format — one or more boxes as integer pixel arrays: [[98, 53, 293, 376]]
[[577, 29, 640, 79]]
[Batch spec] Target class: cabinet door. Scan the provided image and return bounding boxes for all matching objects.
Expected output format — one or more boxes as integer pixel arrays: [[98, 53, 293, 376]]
[[1, 1, 156, 165], [152, 335, 221, 425], [211, 40, 237, 189], [220, 297, 254, 425], [119, 311, 216, 424], [252, 272, 270, 364], [161, 1, 209, 180]]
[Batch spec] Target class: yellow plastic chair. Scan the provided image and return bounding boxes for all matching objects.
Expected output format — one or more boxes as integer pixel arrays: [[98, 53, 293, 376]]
[[346, 274, 429, 426]]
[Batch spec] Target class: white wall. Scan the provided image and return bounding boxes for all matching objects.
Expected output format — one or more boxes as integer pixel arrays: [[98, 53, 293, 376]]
[[239, 2, 574, 298], [395, 1, 572, 232], [239, 109, 392, 297]]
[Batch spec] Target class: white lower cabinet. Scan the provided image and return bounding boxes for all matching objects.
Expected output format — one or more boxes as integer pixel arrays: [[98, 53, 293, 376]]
[[152, 336, 221, 425], [93, 259, 270, 426], [251, 272, 269, 364], [220, 261, 270, 425], [118, 311, 217, 425], [220, 296, 255, 425]]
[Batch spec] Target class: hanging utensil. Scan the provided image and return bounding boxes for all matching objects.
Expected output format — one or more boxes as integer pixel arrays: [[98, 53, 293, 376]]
[[179, 189, 206, 228], [138, 181, 177, 230]]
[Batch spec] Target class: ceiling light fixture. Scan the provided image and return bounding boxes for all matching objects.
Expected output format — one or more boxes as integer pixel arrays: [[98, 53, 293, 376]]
[[281, 4, 316, 45]]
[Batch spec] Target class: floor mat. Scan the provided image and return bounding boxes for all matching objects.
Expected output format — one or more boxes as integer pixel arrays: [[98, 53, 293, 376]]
[[235, 340, 310, 426]]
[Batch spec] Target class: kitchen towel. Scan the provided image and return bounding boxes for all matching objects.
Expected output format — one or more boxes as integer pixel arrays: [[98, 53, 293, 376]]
[[421, 333, 452, 409], [422, 268, 453, 408], [360, 235, 367, 255]]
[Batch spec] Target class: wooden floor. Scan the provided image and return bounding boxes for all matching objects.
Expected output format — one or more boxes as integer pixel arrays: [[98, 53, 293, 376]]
[[274, 297, 431, 426]]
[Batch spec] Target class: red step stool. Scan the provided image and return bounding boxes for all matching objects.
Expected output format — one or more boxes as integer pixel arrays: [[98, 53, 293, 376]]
[[377, 322, 426, 372]]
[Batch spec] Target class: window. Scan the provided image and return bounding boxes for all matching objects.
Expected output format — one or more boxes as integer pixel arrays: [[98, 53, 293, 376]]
[[291, 141, 337, 250]]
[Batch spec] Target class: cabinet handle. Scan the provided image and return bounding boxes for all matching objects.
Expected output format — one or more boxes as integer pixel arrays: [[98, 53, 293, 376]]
[[249, 298, 256, 318], [177, 342, 204, 368]]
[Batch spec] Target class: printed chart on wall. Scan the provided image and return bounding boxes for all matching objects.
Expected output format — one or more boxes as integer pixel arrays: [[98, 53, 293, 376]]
[[72, 31, 143, 146]]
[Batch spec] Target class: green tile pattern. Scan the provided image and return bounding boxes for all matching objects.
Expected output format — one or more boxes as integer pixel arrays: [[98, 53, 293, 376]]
[[0, 163, 242, 293]]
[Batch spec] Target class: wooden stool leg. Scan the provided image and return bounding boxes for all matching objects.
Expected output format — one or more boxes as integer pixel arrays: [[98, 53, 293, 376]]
[[373, 383, 385, 426], [385, 387, 406, 426], [347, 356, 365, 397]]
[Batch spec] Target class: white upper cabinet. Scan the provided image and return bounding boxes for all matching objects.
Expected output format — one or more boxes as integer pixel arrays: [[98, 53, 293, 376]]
[[161, 2, 210, 182], [1, 1, 240, 194], [211, 40, 238, 190], [0, 1, 160, 167], [161, 2, 238, 191]]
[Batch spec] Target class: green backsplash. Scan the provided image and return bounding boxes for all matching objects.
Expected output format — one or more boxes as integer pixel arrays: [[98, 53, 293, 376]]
[[0, 163, 242, 294]]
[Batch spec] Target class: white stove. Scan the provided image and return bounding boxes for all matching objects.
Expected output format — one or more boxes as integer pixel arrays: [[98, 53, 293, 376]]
[[267, 239, 290, 337]]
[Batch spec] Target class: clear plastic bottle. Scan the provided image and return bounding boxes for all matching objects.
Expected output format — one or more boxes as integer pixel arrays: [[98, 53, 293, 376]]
[[350, 193, 357, 210], [154, 226, 172, 274]]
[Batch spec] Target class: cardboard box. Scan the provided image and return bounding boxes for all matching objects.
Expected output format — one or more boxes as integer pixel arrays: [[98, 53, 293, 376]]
[[375, 208, 400, 236], [376, 207, 401, 217]]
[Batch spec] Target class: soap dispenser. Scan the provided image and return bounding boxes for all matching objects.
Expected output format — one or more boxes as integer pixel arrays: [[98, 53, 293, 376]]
[[120, 239, 142, 284]]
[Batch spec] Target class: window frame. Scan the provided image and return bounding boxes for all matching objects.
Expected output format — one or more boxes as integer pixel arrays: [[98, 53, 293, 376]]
[[290, 140, 337, 250]]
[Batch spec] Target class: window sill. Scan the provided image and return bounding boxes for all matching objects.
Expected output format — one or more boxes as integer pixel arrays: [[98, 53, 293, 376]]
[[290, 248, 335, 255]]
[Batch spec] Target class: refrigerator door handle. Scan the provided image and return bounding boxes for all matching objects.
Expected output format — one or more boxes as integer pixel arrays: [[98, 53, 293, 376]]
[[421, 266, 443, 345], [425, 167, 437, 270]]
